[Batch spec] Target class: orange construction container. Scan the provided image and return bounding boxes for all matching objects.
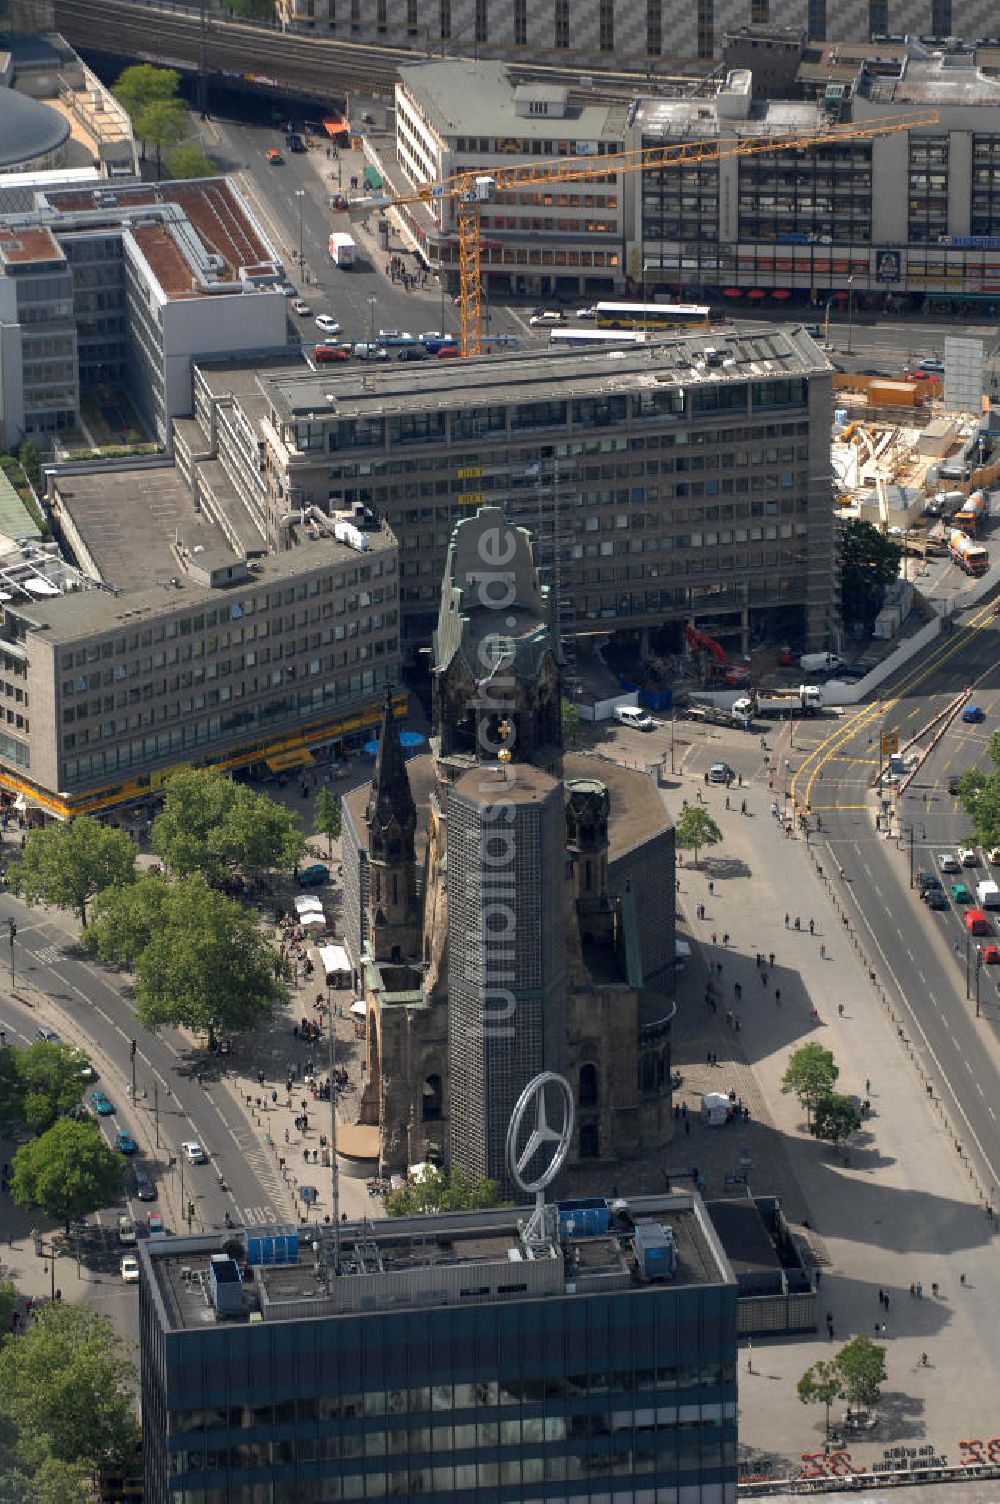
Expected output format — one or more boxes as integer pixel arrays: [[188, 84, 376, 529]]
[[866, 380, 917, 408]]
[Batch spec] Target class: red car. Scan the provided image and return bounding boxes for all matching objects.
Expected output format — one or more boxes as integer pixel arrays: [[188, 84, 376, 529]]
[[437, 345, 461, 358], [980, 943, 1000, 964], [314, 344, 349, 362]]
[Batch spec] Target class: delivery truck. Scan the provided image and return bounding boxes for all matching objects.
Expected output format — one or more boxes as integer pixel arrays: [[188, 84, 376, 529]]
[[949, 529, 989, 576], [328, 231, 356, 268], [976, 880, 1000, 909], [799, 651, 842, 674]]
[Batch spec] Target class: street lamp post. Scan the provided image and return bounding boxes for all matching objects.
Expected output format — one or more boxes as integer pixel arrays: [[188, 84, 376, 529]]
[[966, 928, 971, 1000], [295, 189, 305, 273], [367, 295, 376, 345], [6, 917, 14, 988], [847, 276, 855, 356], [975, 947, 983, 1018]]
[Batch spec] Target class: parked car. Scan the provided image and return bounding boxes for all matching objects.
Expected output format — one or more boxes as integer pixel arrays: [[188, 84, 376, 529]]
[[89, 1088, 114, 1116], [529, 310, 564, 326], [988, 847, 1000, 865], [115, 1128, 136, 1155], [35, 1025, 60, 1043], [134, 1167, 156, 1201], [437, 345, 461, 358], [315, 315, 342, 335], [182, 1140, 207, 1165], [938, 852, 960, 872], [397, 345, 428, 360], [575, 305, 597, 320], [120, 1254, 140, 1283], [291, 299, 312, 317], [147, 1212, 166, 1238], [314, 344, 349, 363], [118, 1214, 137, 1245], [297, 862, 329, 887]]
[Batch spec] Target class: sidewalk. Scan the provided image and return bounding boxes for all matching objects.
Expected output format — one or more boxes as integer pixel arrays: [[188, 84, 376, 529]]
[[591, 724, 999, 1476]]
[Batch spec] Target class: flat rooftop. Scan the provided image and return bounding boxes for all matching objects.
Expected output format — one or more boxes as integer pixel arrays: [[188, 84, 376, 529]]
[[17, 466, 395, 644], [398, 58, 622, 140], [143, 1191, 734, 1332], [265, 326, 831, 424], [43, 178, 275, 289], [0, 222, 63, 267], [635, 95, 821, 138], [858, 54, 1000, 105]]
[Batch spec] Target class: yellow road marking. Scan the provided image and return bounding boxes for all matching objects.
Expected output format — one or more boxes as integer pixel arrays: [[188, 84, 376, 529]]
[[790, 601, 997, 814]]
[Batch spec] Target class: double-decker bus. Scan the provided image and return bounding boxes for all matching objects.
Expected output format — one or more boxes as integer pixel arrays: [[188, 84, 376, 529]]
[[594, 301, 711, 330]]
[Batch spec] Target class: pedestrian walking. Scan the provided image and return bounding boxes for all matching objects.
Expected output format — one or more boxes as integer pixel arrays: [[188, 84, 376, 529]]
[[774, 988, 781, 1004], [865, 1077, 871, 1094], [761, 971, 768, 987], [711, 931, 717, 945], [931, 1282, 939, 1297], [809, 918, 815, 935], [734, 982, 742, 1001], [725, 795, 731, 810], [722, 931, 730, 946], [708, 880, 715, 895], [735, 1015, 741, 1033], [820, 943, 826, 959], [716, 961, 723, 975], [960, 1272, 966, 1285], [794, 915, 801, 930], [769, 952, 775, 967], [741, 799, 747, 815], [785, 913, 790, 928]]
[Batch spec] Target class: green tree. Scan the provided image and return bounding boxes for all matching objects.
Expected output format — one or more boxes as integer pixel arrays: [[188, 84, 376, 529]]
[[674, 805, 722, 867], [797, 1357, 845, 1438], [0, 1046, 21, 1134], [136, 99, 187, 176], [134, 877, 285, 1034], [113, 65, 180, 162], [152, 765, 234, 879], [0, 1455, 94, 1504], [10, 1118, 123, 1233], [313, 786, 342, 858], [10, 815, 136, 926], [958, 732, 1000, 849], [385, 1167, 502, 1217], [0, 1302, 139, 1477], [840, 519, 902, 626], [215, 784, 305, 878], [152, 765, 302, 880], [833, 1334, 887, 1413], [560, 697, 581, 745], [165, 143, 216, 179], [0, 1278, 17, 1335], [84, 872, 173, 968], [810, 1092, 862, 1148], [15, 439, 40, 489], [6, 1042, 87, 1135], [781, 1042, 839, 1126]]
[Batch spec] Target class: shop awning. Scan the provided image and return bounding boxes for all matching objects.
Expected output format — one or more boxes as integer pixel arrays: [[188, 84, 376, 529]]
[[363, 164, 383, 191], [323, 117, 349, 138], [771, 289, 791, 299], [265, 748, 313, 773], [722, 288, 743, 297], [747, 289, 767, 300], [320, 944, 351, 979]]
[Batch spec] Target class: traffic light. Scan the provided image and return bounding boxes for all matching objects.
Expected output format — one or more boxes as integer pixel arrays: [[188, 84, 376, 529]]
[[130, 1038, 137, 1060], [187, 1201, 195, 1223], [6, 918, 15, 942]]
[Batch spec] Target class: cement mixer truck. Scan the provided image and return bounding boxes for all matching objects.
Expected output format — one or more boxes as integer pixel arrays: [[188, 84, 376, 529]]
[[949, 529, 989, 576], [953, 490, 987, 534]]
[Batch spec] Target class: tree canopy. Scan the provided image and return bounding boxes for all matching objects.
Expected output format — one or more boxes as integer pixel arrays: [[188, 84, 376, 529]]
[[797, 1357, 845, 1437], [10, 815, 136, 926], [781, 1042, 840, 1125], [84, 872, 174, 969], [674, 805, 723, 866], [0, 1042, 88, 1136], [384, 1167, 502, 1218], [958, 731, 1000, 849], [138, 99, 187, 175], [165, 143, 215, 179], [152, 766, 304, 880], [839, 519, 902, 626], [133, 875, 286, 1033], [833, 1334, 887, 1412], [312, 787, 342, 858], [113, 63, 180, 117], [10, 1118, 123, 1233], [0, 1301, 139, 1483], [810, 1092, 862, 1148], [560, 697, 581, 746]]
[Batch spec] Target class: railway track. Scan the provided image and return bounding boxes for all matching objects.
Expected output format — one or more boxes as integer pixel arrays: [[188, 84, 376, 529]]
[[54, 0, 705, 102]]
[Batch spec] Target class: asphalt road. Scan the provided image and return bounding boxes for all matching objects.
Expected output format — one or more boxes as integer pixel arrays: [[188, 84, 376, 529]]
[[0, 893, 291, 1242], [787, 601, 1000, 1209]]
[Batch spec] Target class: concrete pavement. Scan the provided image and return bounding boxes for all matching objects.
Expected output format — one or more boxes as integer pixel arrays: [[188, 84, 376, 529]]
[[590, 714, 999, 1480]]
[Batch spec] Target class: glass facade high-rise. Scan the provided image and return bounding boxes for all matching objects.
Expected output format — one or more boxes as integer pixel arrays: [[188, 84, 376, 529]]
[[140, 1193, 738, 1504]]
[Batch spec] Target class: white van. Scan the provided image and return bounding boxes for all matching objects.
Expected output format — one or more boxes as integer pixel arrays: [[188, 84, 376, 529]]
[[614, 704, 655, 731]]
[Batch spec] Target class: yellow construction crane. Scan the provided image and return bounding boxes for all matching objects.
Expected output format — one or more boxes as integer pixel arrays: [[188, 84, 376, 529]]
[[352, 110, 939, 356]]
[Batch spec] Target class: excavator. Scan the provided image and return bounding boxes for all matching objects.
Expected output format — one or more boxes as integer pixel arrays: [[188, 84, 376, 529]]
[[684, 624, 750, 686]]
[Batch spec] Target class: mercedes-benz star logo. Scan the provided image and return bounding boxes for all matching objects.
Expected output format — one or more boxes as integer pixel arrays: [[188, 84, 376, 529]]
[[506, 1071, 575, 1195]]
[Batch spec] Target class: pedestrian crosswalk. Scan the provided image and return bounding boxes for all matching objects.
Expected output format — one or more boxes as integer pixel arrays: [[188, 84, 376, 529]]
[[30, 944, 63, 967]]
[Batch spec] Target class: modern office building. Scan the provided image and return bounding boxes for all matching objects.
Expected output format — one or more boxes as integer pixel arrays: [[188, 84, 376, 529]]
[[139, 1192, 738, 1504], [275, 0, 1000, 64], [632, 46, 1000, 313], [394, 62, 625, 299], [0, 176, 289, 448], [0, 450, 400, 817], [231, 328, 836, 661], [0, 32, 136, 180]]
